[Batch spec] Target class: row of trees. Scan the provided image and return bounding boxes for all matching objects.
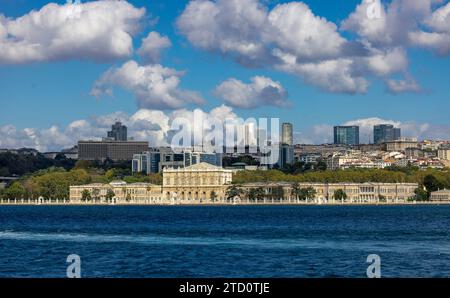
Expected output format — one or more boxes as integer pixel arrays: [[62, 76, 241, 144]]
[[232, 168, 450, 200], [79, 188, 131, 203], [275, 161, 328, 174], [0, 152, 75, 177], [232, 168, 448, 184], [0, 167, 90, 200], [224, 184, 348, 202], [0, 166, 163, 200], [2, 161, 448, 201]]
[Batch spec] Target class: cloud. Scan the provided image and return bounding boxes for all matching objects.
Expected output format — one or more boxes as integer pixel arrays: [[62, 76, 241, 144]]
[[342, 117, 430, 143], [137, 31, 172, 64], [177, 0, 450, 94], [0, 105, 239, 152], [342, 0, 450, 56], [273, 52, 369, 94], [341, 0, 389, 45], [91, 60, 205, 109], [0, 125, 72, 152], [176, 0, 271, 67], [341, 0, 436, 46], [213, 76, 291, 108], [0, 1, 145, 64], [386, 77, 421, 94], [409, 31, 450, 56], [177, 0, 435, 94], [2, 112, 450, 151], [267, 2, 346, 61], [298, 117, 450, 145], [366, 47, 408, 76], [409, 2, 450, 55], [424, 2, 450, 33]]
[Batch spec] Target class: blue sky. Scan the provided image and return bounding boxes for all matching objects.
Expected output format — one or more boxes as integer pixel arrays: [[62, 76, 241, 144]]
[[0, 0, 449, 150]]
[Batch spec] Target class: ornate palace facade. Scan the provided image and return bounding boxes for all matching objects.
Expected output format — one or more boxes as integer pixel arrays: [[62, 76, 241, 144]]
[[69, 162, 417, 204], [162, 162, 233, 202], [69, 162, 233, 204]]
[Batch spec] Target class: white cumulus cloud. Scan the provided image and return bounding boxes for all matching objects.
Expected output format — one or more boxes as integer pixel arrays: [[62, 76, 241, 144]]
[[177, 0, 440, 94], [214, 76, 290, 109], [386, 77, 422, 94], [0, 1, 145, 64], [0, 105, 240, 152], [91, 60, 205, 109], [177, 0, 450, 94], [137, 31, 172, 64]]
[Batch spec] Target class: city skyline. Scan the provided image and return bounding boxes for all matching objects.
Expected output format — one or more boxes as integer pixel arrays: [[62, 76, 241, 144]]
[[1, 0, 450, 151]]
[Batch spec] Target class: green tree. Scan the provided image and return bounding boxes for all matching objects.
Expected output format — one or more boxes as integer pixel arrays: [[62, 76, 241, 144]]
[[291, 182, 301, 200], [4, 182, 26, 199], [254, 187, 265, 201], [316, 160, 327, 171], [271, 186, 285, 200], [54, 183, 68, 200], [225, 185, 243, 201], [414, 187, 429, 201], [210, 191, 217, 202], [333, 189, 347, 202], [81, 189, 91, 202], [92, 188, 100, 202], [105, 188, 115, 203], [423, 174, 443, 195], [247, 187, 265, 201], [73, 160, 92, 170], [246, 188, 257, 201], [148, 173, 163, 185], [298, 187, 317, 201]]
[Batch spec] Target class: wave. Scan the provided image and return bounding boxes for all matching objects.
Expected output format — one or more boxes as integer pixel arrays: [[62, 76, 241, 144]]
[[1, 230, 450, 254]]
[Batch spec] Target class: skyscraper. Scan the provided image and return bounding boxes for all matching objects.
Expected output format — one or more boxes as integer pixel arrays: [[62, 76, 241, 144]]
[[374, 124, 401, 144], [334, 126, 360, 145], [281, 123, 293, 146], [244, 123, 257, 147], [278, 143, 294, 168], [107, 121, 127, 141]]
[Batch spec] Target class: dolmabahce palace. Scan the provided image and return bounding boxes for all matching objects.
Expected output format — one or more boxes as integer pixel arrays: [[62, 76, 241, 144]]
[[69, 162, 419, 204]]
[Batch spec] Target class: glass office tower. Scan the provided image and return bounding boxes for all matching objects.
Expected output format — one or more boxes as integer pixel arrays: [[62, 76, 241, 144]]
[[334, 126, 360, 145]]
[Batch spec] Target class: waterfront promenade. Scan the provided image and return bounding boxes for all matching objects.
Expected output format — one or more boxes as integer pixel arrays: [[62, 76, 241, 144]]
[[1, 198, 449, 206]]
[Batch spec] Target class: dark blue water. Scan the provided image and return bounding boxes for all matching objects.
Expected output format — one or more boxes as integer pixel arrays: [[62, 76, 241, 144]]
[[0, 205, 450, 277]]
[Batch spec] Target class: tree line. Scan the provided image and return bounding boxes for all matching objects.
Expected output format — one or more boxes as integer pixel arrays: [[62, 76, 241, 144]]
[[232, 168, 450, 201], [224, 184, 349, 202], [1, 160, 449, 201], [0, 166, 162, 201], [0, 152, 75, 177]]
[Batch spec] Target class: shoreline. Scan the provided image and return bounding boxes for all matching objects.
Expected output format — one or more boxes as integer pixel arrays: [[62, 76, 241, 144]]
[[1, 201, 450, 206]]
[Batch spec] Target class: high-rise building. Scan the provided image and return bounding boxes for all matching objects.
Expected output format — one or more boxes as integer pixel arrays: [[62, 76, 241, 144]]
[[281, 123, 293, 146], [132, 148, 223, 174], [244, 123, 257, 147], [278, 144, 294, 168], [78, 140, 149, 161], [132, 151, 161, 174], [334, 126, 360, 145], [78, 121, 146, 161], [374, 124, 401, 144], [107, 121, 127, 141]]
